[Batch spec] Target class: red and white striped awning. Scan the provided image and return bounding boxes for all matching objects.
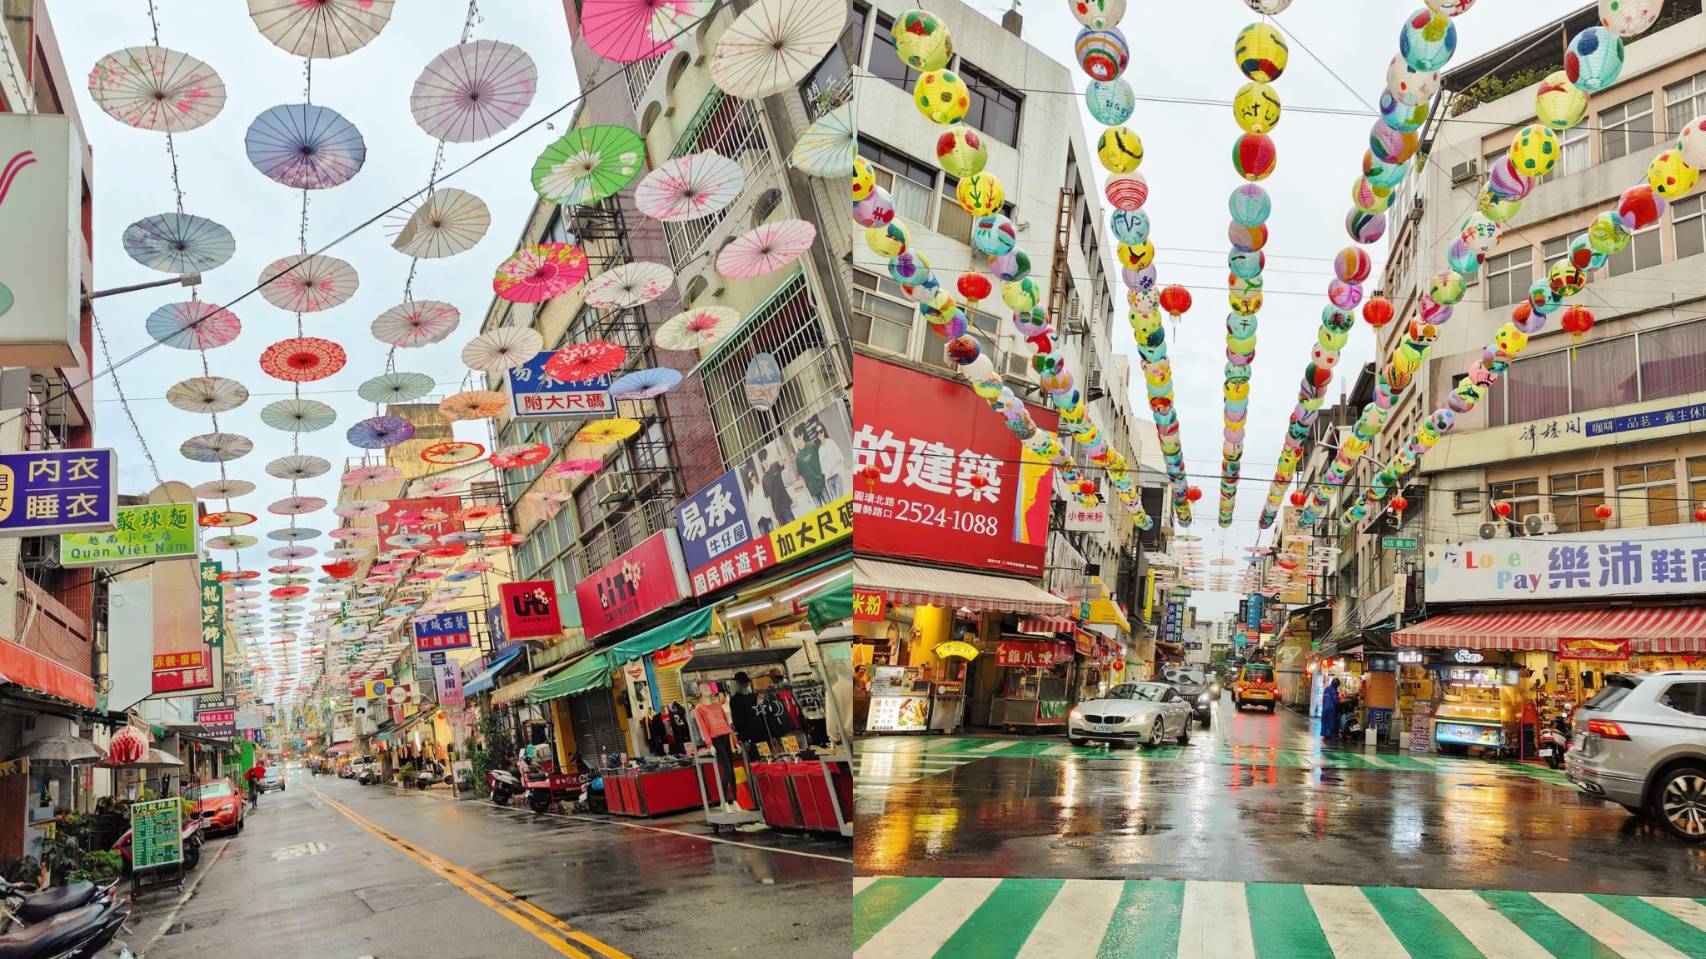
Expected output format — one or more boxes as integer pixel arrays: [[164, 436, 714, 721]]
[[854, 558, 1070, 616], [1394, 607, 1706, 652], [1017, 616, 1075, 635]]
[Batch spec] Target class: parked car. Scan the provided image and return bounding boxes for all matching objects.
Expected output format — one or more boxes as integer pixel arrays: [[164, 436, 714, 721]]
[[184, 778, 245, 834], [1567, 671, 1706, 840], [1069, 681, 1194, 748], [1159, 667, 1218, 727], [258, 767, 286, 793], [1231, 662, 1279, 712]]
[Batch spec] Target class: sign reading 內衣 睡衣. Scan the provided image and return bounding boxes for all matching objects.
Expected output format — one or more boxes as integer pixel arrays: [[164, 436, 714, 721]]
[[0, 449, 117, 537], [1425, 527, 1706, 602]]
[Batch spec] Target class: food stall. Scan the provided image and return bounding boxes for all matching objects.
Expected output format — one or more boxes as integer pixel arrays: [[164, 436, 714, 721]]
[[865, 665, 931, 734], [988, 638, 1071, 730], [1431, 662, 1527, 754]]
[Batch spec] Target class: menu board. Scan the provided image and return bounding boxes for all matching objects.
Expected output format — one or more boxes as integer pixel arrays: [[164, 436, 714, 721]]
[[1408, 702, 1433, 753], [866, 695, 929, 733], [130, 798, 183, 870]]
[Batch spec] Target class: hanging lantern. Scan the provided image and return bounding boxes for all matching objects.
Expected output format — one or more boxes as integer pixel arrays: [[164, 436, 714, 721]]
[[859, 464, 881, 490], [1362, 296, 1395, 328], [1560, 304, 1595, 341], [1493, 500, 1513, 517], [956, 272, 992, 303], [1694, 505, 1706, 523], [1290, 491, 1307, 507], [1390, 494, 1409, 514], [107, 726, 146, 766], [1078, 479, 1097, 496], [1595, 503, 1614, 520], [1185, 485, 1203, 502], [1158, 284, 1192, 318]]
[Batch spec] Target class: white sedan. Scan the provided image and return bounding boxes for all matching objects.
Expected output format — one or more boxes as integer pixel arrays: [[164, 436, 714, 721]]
[[1069, 682, 1195, 748]]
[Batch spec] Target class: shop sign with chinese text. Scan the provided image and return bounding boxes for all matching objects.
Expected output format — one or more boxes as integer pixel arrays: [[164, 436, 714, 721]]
[[199, 561, 224, 648], [575, 529, 691, 640], [769, 495, 851, 565], [129, 799, 182, 871], [1558, 637, 1630, 661], [507, 351, 614, 419], [995, 640, 1056, 668], [1065, 502, 1109, 534], [1425, 528, 1706, 602], [60, 502, 196, 566], [499, 580, 563, 638], [152, 650, 208, 694], [434, 662, 465, 707], [852, 355, 1056, 576], [0, 449, 116, 536], [376, 497, 464, 541], [852, 588, 887, 622], [196, 707, 236, 738], [413, 612, 472, 652]]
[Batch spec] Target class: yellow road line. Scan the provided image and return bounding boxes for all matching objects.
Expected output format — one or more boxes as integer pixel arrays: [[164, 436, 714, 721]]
[[308, 784, 631, 959]]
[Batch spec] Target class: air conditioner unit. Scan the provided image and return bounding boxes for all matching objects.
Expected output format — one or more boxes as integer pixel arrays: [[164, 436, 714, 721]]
[[1449, 159, 1479, 185], [1478, 521, 1508, 540], [595, 473, 634, 506], [1524, 512, 1558, 535], [20, 537, 58, 569], [1086, 367, 1105, 399], [1003, 352, 1035, 382]]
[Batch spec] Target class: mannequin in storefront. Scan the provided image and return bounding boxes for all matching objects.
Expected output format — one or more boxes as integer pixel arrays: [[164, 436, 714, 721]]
[[693, 685, 739, 812], [729, 672, 767, 760]]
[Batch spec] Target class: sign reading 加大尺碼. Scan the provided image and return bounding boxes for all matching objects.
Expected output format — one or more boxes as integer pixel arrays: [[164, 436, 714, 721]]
[[0, 449, 117, 537], [1424, 527, 1706, 603]]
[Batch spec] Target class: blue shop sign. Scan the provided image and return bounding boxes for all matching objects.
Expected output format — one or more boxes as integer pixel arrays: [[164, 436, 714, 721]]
[[0, 448, 117, 536], [1586, 401, 1706, 438], [507, 351, 613, 420], [673, 469, 754, 574]]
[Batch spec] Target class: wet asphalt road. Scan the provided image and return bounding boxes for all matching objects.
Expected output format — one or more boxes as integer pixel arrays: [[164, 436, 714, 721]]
[[134, 767, 850, 958], [855, 694, 1706, 896]]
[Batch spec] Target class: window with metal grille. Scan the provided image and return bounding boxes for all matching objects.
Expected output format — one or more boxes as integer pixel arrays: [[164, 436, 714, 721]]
[[1488, 479, 1540, 521], [1600, 94, 1655, 162], [663, 91, 773, 265], [1674, 195, 1706, 260], [958, 60, 1022, 147]]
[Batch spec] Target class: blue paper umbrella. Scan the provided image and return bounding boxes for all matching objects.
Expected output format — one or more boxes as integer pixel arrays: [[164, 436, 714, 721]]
[[123, 213, 237, 274], [609, 366, 683, 399], [346, 415, 415, 449], [245, 103, 367, 189]]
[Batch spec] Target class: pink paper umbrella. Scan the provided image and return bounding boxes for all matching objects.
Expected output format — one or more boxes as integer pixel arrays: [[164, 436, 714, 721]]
[[492, 242, 589, 303], [372, 300, 461, 348], [716, 219, 817, 279], [634, 152, 745, 222], [146, 301, 241, 351], [548, 458, 605, 478], [410, 40, 538, 143], [581, 0, 705, 63]]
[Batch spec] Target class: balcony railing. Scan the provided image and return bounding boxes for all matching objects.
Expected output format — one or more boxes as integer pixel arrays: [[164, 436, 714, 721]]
[[663, 90, 775, 267], [16, 574, 92, 675], [624, 56, 665, 112]]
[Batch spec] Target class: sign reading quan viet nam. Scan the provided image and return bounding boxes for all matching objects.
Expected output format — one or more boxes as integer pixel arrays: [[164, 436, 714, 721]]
[[1425, 527, 1706, 602], [130, 798, 183, 871], [0, 449, 117, 537], [199, 561, 224, 648], [60, 502, 196, 566]]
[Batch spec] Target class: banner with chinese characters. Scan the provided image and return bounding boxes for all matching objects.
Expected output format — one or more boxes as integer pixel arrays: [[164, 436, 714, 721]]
[[0, 449, 116, 536], [575, 529, 692, 640], [852, 589, 887, 622], [153, 650, 209, 694], [852, 355, 1057, 576], [60, 502, 196, 566], [1558, 637, 1630, 661], [768, 495, 851, 565], [199, 561, 224, 648], [375, 496, 464, 542], [498, 580, 563, 639], [1424, 528, 1706, 602], [413, 612, 473, 652]]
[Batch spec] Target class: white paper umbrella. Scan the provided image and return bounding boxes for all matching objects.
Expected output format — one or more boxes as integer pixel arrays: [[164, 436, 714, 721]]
[[634, 151, 745, 222], [789, 102, 855, 177], [181, 432, 254, 463], [269, 496, 327, 516], [123, 213, 237, 275], [259, 255, 358, 313], [410, 40, 538, 143], [334, 499, 387, 518], [87, 46, 225, 133], [207, 535, 259, 551], [372, 300, 460, 348], [194, 478, 256, 500], [389, 189, 490, 259], [247, 0, 394, 59], [582, 261, 676, 310], [709, 0, 848, 100], [266, 454, 331, 480], [166, 376, 248, 415], [655, 306, 740, 351], [460, 327, 542, 374], [358, 372, 436, 404], [268, 527, 321, 542], [260, 398, 338, 433]]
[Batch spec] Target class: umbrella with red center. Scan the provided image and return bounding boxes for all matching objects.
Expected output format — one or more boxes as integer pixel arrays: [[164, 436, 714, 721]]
[[543, 340, 625, 382], [488, 444, 551, 469], [715, 220, 817, 279], [492, 242, 589, 303], [270, 586, 309, 601], [261, 337, 346, 383]]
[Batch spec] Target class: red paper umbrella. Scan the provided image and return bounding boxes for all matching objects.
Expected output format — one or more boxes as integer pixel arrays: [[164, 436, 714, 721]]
[[260, 337, 347, 383], [322, 561, 359, 579], [270, 586, 309, 600], [544, 340, 626, 382], [489, 443, 551, 469], [420, 440, 486, 465], [427, 544, 468, 559], [217, 569, 260, 582], [459, 503, 503, 522], [199, 510, 257, 528], [482, 532, 525, 547]]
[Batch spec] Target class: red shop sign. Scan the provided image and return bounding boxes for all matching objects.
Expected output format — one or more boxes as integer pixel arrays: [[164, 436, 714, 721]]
[[995, 640, 1056, 669], [1558, 637, 1630, 661], [376, 496, 465, 541], [499, 580, 564, 639], [852, 354, 1057, 577], [574, 530, 692, 640], [852, 588, 887, 622]]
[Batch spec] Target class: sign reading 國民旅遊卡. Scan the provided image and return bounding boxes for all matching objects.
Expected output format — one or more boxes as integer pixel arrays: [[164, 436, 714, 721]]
[[0, 449, 117, 537], [60, 503, 197, 566], [1424, 527, 1706, 603]]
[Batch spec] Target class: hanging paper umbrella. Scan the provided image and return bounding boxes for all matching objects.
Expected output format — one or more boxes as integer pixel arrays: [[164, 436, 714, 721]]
[[442, 570, 481, 583], [419, 440, 486, 464], [634, 152, 745, 221], [246, 104, 367, 189], [710, 0, 847, 99], [123, 213, 236, 274], [333, 499, 387, 518], [207, 535, 259, 551], [438, 391, 507, 422], [247, 0, 394, 59], [260, 337, 346, 383], [259, 254, 359, 313], [410, 40, 538, 142], [87, 46, 225, 133], [492, 243, 589, 303], [489, 444, 552, 470], [347, 416, 416, 449], [267, 526, 320, 543], [146, 301, 241, 351], [330, 527, 378, 541], [548, 458, 605, 478], [180, 432, 254, 463], [269, 495, 326, 516], [260, 398, 338, 433], [716, 219, 817, 278], [387, 533, 435, 549], [266, 454, 331, 480], [342, 464, 401, 487], [372, 300, 460, 347], [544, 340, 626, 382], [358, 371, 436, 404], [582, 261, 675, 309], [389, 189, 490, 259], [200, 511, 257, 528], [414, 476, 465, 496], [324, 548, 370, 561], [531, 125, 646, 206], [461, 327, 543, 374], [655, 305, 739, 350], [533, 489, 577, 506], [574, 418, 641, 446], [437, 531, 487, 545], [194, 478, 256, 500], [166, 376, 249, 415], [791, 102, 856, 177], [482, 532, 526, 548], [581, 0, 698, 62], [609, 367, 683, 399]]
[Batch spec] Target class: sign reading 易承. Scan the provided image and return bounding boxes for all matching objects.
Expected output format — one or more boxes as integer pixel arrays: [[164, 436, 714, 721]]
[[1425, 527, 1706, 602], [60, 502, 196, 566], [0, 449, 117, 537]]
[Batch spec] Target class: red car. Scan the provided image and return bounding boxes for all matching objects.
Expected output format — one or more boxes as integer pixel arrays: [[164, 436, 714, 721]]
[[186, 778, 246, 834]]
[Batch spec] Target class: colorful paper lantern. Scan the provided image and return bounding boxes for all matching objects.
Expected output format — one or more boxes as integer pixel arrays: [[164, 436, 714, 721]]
[[1159, 285, 1192, 317], [1086, 78, 1136, 125], [1110, 208, 1150, 245], [1362, 296, 1395, 328], [956, 272, 992, 303], [1600, 0, 1662, 38], [851, 155, 875, 201], [1234, 22, 1288, 83], [1648, 148, 1699, 199], [1549, 260, 1587, 298], [1097, 125, 1145, 174], [1185, 485, 1204, 502], [1231, 133, 1277, 181], [1117, 240, 1155, 271], [1534, 72, 1588, 131], [1229, 221, 1268, 253], [1560, 304, 1595, 341], [1566, 26, 1625, 93], [1679, 116, 1706, 170], [865, 222, 908, 257], [1390, 494, 1409, 514], [1447, 238, 1481, 276], [972, 214, 1018, 257], [1347, 210, 1387, 243], [914, 69, 970, 125], [1588, 210, 1631, 255], [1460, 213, 1501, 254], [1352, 176, 1393, 214], [1334, 246, 1372, 283], [1378, 90, 1428, 133], [1493, 500, 1513, 517], [1105, 172, 1148, 211], [892, 10, 954, 70], [852, 187, 894, 228], [1075, 27, 1129, 83], [1509, 124, 1559, 177], [1386, 54, 1440, 105], [1070, 0, 1126, 30], [1486, 156, 1535, 201], [1229, 249, 1265, 279], [1618, 183, 1667, 230], [936, 125, 987, 177], [1228, 184, 1272, 227], [956, 171, 1004, 216], [1363, 152, 1410, 190], [1233, 81, 1282, 135], [1369, 121, 1419, 163], [1399, 9, 1457, 72], [1428, 270, 1466, 307]]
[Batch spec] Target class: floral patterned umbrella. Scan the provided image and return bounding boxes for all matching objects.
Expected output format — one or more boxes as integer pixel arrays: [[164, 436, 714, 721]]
[[460, 327, 543, 374], [610, 367, 683, 399], [357, 371, 436, 404], [341, 464, 401, 487], [547, 458, 604, 478], [200, 511, 257, 528], [266, 454, 331, 480], [123, 213, 236, 275], [582, 261, 675, 310], [180, 432, 254, 463], [246, 104, 367, 189], [324, 548, 371, 561], [166, 376, 248, 415], [410, 40, 537, 142], [531, 125, 646, 206], [267, 526, 320, 542], [574, 418, 641, 446], [372, 300, 460, 347], [581, 0, 707, 63], [268, 545, 318, 561], [247, 0, 394, 59], [716, 219, 817, 278], [87, 46, 225, 133], [492, 243, 589, 303], [438, 391, 507, 422], [709, 0, 847, 100], [260, 337, 346, 383], [269, 496, 326, 515], [390, 189, 490, 259], [414, 476, 465, 496], [544, 340, 626, 382], [260, 398, 338, 433], [489, 444, 552, 470], [146, 301, 241, 351], [331, 527, 378, 541], [207, 535, 260, 551], [634, 151, 745, 222], [333, 499, 387, 518], [347, 416, 416, 449], [262, 258, 359, 318], [420, 440, 486, 465], [194, 478, 256, 499], [655, 305, 739, 350], [789, 102, 855, 177]]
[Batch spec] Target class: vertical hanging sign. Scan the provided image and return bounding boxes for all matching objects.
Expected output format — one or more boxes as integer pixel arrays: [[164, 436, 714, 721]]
[[200, 561, 224, 648]]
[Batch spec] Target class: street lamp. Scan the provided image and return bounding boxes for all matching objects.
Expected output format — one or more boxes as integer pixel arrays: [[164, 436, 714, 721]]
[[81, 273, 201, 302]]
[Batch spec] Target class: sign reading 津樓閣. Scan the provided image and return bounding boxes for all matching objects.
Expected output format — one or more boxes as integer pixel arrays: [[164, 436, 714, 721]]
[[1425, 528, 1706, 603], [0, 449, 117, 537], [413, 612, 472, 652], [59, 502, 196, 566], [852, 355, 1056, 577], [499, 580, 563, 639], [575, 529, 691, 640], [1558, 638, 1630, 661]]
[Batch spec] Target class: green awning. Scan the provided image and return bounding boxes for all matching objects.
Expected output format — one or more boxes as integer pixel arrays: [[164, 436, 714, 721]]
[[805, 573, 854, 632], [527, 651, 614, 704], [608, 606, 716, 665]]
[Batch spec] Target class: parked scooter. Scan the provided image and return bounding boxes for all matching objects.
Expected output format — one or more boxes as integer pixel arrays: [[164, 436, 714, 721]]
[[413, 763, 446, 790], [0, 894, 130, 959], [487, 768, 523, 806], [1539, 708, 1575, 769], [113, 813, 204, 874]]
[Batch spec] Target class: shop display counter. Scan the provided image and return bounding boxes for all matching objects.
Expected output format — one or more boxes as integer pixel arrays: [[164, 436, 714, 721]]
[[601, 764, 705, 817], [749, 755, 853, 835]]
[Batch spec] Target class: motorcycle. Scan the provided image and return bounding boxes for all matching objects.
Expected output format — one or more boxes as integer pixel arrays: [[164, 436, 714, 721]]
[[0, 893, 129, 959], [413, 764, 446, 790], [487, 768, 523, 806], [1539, 709, 1574, 769]]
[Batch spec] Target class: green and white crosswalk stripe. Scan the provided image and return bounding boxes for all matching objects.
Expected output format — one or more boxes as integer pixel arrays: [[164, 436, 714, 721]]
[[853, 877, 1706, 958]]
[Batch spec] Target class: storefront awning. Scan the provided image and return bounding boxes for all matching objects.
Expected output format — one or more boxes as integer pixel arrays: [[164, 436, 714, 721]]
[[462, 645, 526, 697], [527, 651, 614, 704], [1017, 616, 1074, 634], [1394, 606, 1706, 652], [490, 665, 562, 708], [804, 574, 854, 632], [854, 558, 1070, 616], [0, 639, 95, 710], [607, 606, 716, 665]]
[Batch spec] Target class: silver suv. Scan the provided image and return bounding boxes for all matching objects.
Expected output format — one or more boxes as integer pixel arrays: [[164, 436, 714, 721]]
[[1567, 671, 1706, 840]]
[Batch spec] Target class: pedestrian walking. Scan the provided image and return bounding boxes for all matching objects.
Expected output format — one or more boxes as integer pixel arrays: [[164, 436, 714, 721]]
[[245, 760, 267, 809]]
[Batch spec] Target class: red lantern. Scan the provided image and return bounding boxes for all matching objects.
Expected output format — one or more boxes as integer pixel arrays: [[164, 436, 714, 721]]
[[1290, 491, 1307, 507], [1595, 503, 1614, 520], [956, 272, 992, 303], [1493, 500, 1513, 517], [1390, 494, 1408, 514], [859, 464, 882, 490], [1159, 284, 1193, 318], [1694, 505, 1706, 522], [1560, 305, 1595, 342], [106, 726, 146, 766], [1361, 296, 1395, 329], [1078, 480, 1097, 495], [968, 473, 990, 490], [1185, 485, 1203, 502]]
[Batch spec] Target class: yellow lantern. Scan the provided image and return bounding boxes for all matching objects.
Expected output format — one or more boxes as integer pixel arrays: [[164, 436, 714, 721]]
[[1097, 126, 1145, 174], [1233, 81, 1282, 135], [956, 171, 1005, 216], [914, 69, 970, 125]]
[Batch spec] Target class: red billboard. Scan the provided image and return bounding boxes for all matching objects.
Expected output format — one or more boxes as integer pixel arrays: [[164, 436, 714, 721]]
[[500, 580, 564, 639], [852, 355, 1057, 576], [376, 497, 465, 542], [574, 530, 691, 640]]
